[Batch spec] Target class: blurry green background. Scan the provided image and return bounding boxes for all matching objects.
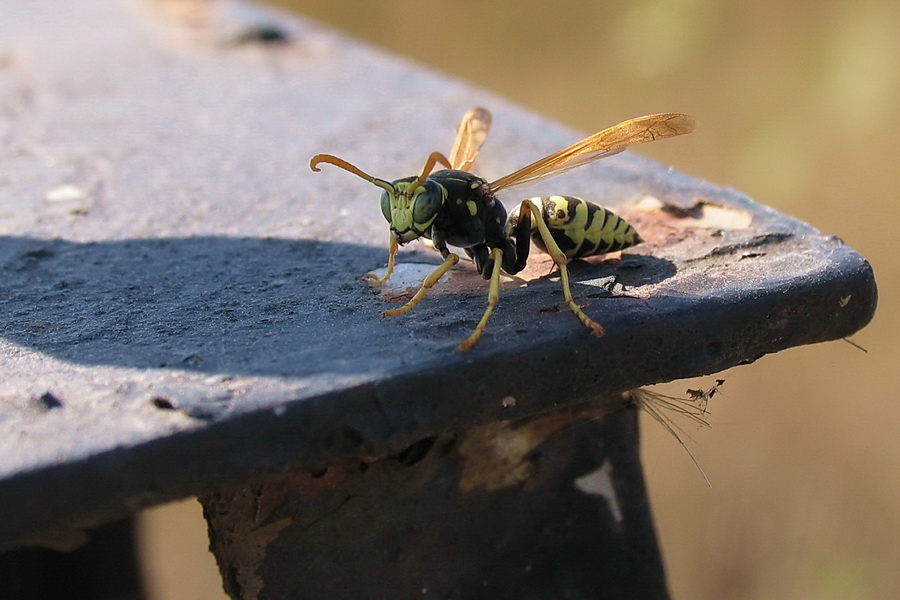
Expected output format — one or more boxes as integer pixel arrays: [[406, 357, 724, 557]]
[[139, 1, 899, 599]]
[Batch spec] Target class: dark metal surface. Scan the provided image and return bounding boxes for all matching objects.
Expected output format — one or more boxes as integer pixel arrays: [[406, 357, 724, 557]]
[[203, 402, 668, 600], [0, 518, 144, 600], [0, 0, 876, 551]]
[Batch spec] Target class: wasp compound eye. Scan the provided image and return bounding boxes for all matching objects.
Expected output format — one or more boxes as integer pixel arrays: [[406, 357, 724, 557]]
[[412, 181, 443, 226], [379, 190, 392, 223]]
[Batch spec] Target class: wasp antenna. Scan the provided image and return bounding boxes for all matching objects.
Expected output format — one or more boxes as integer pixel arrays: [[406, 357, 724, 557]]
[[309, 154, 395, 192], [410, 152, 453, 190]]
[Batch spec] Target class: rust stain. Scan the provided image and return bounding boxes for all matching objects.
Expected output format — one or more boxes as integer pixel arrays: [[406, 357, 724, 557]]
[[292, 461, 356, 502], [624, 195, 753, 245], [201, 461, 361, 599]]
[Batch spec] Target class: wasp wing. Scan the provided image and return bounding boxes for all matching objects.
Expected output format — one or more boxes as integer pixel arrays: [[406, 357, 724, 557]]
[[489, 113, 695, 192], [448, 107, 492, 171]]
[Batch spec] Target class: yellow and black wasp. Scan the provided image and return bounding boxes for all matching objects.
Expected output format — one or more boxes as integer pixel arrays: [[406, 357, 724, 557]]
[[310, 108, 695, 350]]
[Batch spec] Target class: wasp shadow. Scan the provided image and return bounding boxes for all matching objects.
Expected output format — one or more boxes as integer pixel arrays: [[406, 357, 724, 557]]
[[568, 252, 677, 289], [0, 236, 678, 378], [508, 251, 677, 308]]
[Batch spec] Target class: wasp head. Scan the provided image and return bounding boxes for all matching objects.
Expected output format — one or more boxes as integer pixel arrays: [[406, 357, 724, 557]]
[[310, 152, 450, 244], [379, 177, 445, 242]]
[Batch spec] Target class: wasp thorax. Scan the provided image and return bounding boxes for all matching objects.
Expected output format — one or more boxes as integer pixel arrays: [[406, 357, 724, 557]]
[[382, 178, 444, 243]]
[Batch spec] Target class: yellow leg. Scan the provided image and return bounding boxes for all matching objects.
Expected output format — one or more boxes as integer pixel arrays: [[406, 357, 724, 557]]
[[458, 248, 504, 351], [364, 236, 398, 286], [382, 253, 459, 317], [520, 200, 604, 337], [558, 261, 604, 336]]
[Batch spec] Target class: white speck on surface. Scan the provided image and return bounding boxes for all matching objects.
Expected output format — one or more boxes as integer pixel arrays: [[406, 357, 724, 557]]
[[574, 459, 623, 523], [46, 184, 88, 203]]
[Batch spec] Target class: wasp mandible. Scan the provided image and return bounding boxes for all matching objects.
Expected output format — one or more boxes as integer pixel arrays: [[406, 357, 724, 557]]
[[310, 108, 695, 350]]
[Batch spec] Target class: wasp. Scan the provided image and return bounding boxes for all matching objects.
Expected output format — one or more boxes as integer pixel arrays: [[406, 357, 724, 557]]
[[310, 108, 695, 350]]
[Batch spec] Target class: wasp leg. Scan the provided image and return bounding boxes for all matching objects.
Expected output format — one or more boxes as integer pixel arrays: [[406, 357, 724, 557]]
[[382, 253, 460, 317], [364, 236, 399, 286], [458, 248, 504, 351], [519, 199, 605, 337], [503, 203, 533, 274]]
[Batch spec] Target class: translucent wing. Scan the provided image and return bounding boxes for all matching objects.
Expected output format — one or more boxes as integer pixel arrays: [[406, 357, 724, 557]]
[[489, 113, 695, 192], [448, 107, 492, 171]]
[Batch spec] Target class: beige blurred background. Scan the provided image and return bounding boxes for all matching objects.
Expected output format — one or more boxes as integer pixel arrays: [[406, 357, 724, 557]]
[[138, 1, 899, 598]]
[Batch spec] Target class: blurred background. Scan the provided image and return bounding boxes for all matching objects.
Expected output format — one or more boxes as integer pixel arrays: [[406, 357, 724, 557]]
[[138, 1, 899, 598]]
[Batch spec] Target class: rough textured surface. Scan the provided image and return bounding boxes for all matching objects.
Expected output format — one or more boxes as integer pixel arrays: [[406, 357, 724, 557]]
[[202, 403, 668, 600], [0, 0, 877, 550]]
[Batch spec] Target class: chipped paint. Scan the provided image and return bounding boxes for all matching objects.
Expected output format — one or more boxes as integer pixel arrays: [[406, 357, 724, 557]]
[[574, 459, 623, 523], [632, 195, 753, 231], [458, 420, 535, 492], [459, 409, 605, 492]]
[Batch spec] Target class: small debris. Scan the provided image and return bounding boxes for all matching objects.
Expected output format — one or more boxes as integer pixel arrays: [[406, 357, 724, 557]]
[[33, 392, 64, 412], [182, 352, 204, 367], [228, 24, 290, 46], [46, 184, 87, 203], [625, 380, 725, 487], [20, 247, 54, 260], [685, 379, 725, 414], [151, 396, 176, 410], [841, 337, 867, 353]]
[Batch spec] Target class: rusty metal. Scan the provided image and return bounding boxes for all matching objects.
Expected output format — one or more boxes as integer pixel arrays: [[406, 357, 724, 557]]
[[202, 401, 667, 600]]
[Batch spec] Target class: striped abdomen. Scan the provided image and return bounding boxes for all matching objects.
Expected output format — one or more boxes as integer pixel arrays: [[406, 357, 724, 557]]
[[516, 195, 643, 259]]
